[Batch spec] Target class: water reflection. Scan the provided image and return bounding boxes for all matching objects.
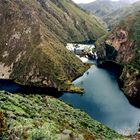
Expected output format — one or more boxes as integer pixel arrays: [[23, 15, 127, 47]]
[[60, 65, 140, 135]]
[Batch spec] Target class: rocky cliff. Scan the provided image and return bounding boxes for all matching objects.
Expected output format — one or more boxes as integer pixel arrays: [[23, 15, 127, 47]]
[[96, 12, 140, 107], [0, 0, 106, 91], [79, 0, 132, 29]]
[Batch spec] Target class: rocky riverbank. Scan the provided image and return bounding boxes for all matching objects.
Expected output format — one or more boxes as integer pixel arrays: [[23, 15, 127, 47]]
[[96, 12, 140, 108]]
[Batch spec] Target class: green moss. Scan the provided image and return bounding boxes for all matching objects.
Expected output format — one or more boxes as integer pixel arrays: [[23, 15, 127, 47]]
[[67, 85, 84, 94]]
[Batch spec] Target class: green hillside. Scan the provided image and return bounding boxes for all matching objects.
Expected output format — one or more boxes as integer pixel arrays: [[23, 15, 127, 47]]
[[0, 91, 127, 140], [0, 0, 106, 91]]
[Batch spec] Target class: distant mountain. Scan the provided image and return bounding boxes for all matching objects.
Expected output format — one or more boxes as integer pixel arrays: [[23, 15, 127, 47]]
[[79, 0, 140, 28], [104, 1, 140, 28], [119, 0, 139, 3], [0, 0, 106, 91], [79, 0, 130, 19]]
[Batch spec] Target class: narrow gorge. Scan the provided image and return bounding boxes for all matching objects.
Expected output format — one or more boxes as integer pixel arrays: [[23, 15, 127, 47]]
[[0, 0, 140, 140]]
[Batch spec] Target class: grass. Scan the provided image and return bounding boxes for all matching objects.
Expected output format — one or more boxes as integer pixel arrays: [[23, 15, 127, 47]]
[[0, 91, 127, 140]]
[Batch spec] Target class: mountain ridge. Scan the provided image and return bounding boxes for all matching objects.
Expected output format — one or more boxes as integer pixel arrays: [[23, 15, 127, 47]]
[[79, 0, 140, 28], [104, 1, 140, 28], [79, 0, 130, 18], [0, 0, 106, 91]]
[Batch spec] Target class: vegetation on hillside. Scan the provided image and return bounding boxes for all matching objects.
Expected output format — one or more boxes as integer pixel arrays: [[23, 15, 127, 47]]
[[0, 0, 106, 91], [104, 1, 140, 28], [79, 0, 140, 29], [0, 91, 127, 140], [79, 0, 130, 28], [0, 111, 7, 136], [117, 12, 140, 69]]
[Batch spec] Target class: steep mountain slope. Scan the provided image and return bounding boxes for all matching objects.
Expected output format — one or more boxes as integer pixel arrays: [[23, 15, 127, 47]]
[[96, 12, 140, 107], [79, 0, 129, 20], [0, 91, 127, 140], [104, 1, 140, 28], [0, 0, 106, 91]]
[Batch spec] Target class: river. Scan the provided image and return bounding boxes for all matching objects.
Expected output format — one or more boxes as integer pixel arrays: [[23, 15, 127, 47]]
[[0, 60, 140, 135], [60, 65, 140, 136]]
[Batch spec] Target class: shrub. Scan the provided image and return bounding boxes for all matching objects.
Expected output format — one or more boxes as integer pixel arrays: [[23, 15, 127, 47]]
[[0, 111, 7, 138]]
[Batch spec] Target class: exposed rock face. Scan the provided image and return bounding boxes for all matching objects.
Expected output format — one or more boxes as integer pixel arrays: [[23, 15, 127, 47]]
[[121, 67, 140, 97], [105, 29, 136, 62], [96, 12, 140, 107], [0, 0, 106, 91], [119, 64, 140, 107]]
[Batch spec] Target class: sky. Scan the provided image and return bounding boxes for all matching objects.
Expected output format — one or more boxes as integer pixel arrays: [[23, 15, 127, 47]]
[[73, 0, 119, 3], [73, 0, 95, 3]]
